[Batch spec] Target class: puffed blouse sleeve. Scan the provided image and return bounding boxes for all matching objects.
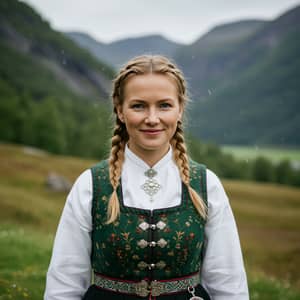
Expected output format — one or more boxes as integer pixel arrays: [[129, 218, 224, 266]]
[[44, 169, 93, 300], [200, 169, 249, 300]]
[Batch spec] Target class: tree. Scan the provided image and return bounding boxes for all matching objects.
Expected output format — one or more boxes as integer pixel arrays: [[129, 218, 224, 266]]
[[252, 156, 274, 182], [275, 160, 294, 185], [33, 98, 66, 154]]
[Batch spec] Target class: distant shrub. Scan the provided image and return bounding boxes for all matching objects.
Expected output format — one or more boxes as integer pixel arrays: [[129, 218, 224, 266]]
[[274, 160, 294, 185], [252, 156, 274, 182]]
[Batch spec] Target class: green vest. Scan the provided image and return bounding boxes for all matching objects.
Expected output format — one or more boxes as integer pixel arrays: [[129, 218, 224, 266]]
[[91, 159, 207, 280]]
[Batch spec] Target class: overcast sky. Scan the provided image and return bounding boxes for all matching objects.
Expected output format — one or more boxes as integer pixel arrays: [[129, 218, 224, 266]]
[[22, 0, 300, 44]]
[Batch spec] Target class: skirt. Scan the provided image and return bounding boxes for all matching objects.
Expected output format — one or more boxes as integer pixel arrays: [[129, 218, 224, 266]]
[[83, 284, 211, 300]]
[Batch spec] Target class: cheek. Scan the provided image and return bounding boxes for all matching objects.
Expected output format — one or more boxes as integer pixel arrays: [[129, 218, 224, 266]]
[[124, 112, 142, 126], [165, 113, 180, 128]]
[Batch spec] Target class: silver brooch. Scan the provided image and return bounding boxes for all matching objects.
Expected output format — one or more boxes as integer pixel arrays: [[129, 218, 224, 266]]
[[141, 168, 161, 202]]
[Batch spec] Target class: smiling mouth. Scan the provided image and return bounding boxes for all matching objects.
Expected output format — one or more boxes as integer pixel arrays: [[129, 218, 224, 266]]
[[140, 129, 164, 134]]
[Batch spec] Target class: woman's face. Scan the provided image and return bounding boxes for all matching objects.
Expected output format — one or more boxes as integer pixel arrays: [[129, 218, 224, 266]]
[[117, 73, 183, 161]]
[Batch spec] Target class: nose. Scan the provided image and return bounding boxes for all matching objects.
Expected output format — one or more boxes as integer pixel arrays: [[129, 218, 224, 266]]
[[145, 108, 160, 125]]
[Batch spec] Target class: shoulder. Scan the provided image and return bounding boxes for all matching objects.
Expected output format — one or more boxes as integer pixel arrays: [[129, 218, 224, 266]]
[[189, 159, 221, 192], [189, 158, 206, 171], [89, 159, 111, 189], [67, 169, 93, 206], [189, 159, 229, 212], [63, 169, 93, 230], [72, 168, 92, 192], [90, 159, 109, 174], [205, 168, 230, 220], [65, 168, 93, 207], [188, 159, 207, 184], [206, 168, 224, 194]]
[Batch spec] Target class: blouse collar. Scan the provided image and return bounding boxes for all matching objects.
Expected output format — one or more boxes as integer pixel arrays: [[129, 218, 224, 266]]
[[125, 144, 173, 171]]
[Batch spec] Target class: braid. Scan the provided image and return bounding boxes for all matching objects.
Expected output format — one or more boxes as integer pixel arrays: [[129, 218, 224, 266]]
[[107, 120, 127, 224], [171, 122, 207, 219], [171, 121, 190, 185]]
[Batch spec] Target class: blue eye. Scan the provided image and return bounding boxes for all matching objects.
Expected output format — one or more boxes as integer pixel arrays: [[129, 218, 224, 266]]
[[160, 103, 172, 109], [131, 103, 144, 109]]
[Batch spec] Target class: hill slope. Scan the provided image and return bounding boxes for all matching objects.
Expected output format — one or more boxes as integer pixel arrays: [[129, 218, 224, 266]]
[[0, 0, 112, 157], [175, 6, 300, 146], [0, 0, 114, 101], [175, 20, 266, 98], [66, 32, 182, 68]]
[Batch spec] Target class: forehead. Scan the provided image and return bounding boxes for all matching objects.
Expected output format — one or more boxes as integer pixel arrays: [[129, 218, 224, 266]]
[[123, 73, 178, 100]]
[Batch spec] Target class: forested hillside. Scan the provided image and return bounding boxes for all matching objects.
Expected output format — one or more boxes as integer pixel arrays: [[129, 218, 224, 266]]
[[0, 0, 114, 158], [175, 6, 300, 146]]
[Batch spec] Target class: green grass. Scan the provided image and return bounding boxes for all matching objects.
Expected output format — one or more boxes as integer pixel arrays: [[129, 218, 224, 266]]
[[248, 272, 300, 300], [224, 179, 300, 290], [221, 145, 300, 163], [0, 224, 52, 300], [1, 143, 300, 299]]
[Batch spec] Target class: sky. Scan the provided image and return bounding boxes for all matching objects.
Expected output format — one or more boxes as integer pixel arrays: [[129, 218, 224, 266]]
[[22, 0, 300, 45]]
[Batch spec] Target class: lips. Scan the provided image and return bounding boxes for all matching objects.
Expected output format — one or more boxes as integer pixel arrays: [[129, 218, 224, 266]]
[[140, 129, 164, 135]]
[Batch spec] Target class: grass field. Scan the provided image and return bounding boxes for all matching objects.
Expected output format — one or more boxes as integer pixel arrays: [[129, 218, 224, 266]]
[[1, 143, 300, 299], [221, 145, 300, 164]]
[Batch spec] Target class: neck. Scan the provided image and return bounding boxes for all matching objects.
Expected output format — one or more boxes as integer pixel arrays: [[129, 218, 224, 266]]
[[127, 144, 170, 167]]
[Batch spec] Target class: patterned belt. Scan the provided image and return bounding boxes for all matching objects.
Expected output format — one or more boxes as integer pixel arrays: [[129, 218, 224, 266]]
[[94, 272, 201, 297]]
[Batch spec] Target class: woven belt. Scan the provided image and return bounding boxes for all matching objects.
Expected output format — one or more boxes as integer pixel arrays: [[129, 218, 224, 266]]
[[94, 272, 201, 297]]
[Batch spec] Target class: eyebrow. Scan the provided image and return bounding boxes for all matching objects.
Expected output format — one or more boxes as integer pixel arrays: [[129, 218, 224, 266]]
[[128, 97, 176, 102]]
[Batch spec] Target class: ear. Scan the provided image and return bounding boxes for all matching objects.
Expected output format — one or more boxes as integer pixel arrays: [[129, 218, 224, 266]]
[[178, 106, 183, 122], [116, 105, 124, 123]]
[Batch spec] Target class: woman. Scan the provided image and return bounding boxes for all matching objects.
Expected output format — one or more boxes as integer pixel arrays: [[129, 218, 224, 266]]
[[44, 55, 249, 299]]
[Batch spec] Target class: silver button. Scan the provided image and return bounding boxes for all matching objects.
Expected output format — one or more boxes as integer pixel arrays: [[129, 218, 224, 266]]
[[149, 263, 156, 269], [149, 241, 156, 247], [150, 224, 156, 230]]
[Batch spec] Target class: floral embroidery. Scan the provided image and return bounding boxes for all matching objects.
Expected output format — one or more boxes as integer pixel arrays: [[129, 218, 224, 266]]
[[91, 159, 207, 280]]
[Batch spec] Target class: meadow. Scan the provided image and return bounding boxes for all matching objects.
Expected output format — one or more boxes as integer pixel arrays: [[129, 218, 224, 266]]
[[0, 143, 300, 300], [221, 145, 300, 164]]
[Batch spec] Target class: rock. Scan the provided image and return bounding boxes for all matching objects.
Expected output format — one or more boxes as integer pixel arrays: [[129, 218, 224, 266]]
[[46, 172, 72, 192]]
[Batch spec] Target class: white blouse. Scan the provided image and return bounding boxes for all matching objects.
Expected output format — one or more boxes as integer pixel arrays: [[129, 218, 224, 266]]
[[44, 146, 249, 300]]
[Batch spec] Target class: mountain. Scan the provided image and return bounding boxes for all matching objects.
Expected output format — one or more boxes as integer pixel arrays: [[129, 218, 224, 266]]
[[0, 0, 114, 102], [1, 0, 299, 148], [174, 20, 266, 99], [67, 5, 300, 147], [174, 6, 300, 146], [0, 0, 113, 158], [66, 32, 182, 68]]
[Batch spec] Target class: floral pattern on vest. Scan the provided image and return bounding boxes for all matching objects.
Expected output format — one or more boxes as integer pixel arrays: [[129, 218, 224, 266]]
[[91, 159, 207, 280]]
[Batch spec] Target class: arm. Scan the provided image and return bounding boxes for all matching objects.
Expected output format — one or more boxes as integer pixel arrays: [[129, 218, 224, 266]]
[[200, 169, 249, 300], [44, 170, 93, 300]]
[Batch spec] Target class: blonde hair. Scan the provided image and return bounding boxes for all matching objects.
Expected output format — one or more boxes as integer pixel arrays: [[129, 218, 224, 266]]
[[107, 55, 206, 224]]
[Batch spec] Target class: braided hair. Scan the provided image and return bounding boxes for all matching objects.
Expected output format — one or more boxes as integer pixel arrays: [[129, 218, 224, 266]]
[[107, 55, 206, 223]]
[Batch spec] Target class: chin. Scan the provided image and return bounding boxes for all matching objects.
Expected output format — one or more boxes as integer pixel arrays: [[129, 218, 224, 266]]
[[140, 142, 168, 152], [141, 144, 161, 151]]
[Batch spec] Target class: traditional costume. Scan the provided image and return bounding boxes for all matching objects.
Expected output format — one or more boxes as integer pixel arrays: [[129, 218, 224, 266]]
[[44, 146, 249, 300]]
